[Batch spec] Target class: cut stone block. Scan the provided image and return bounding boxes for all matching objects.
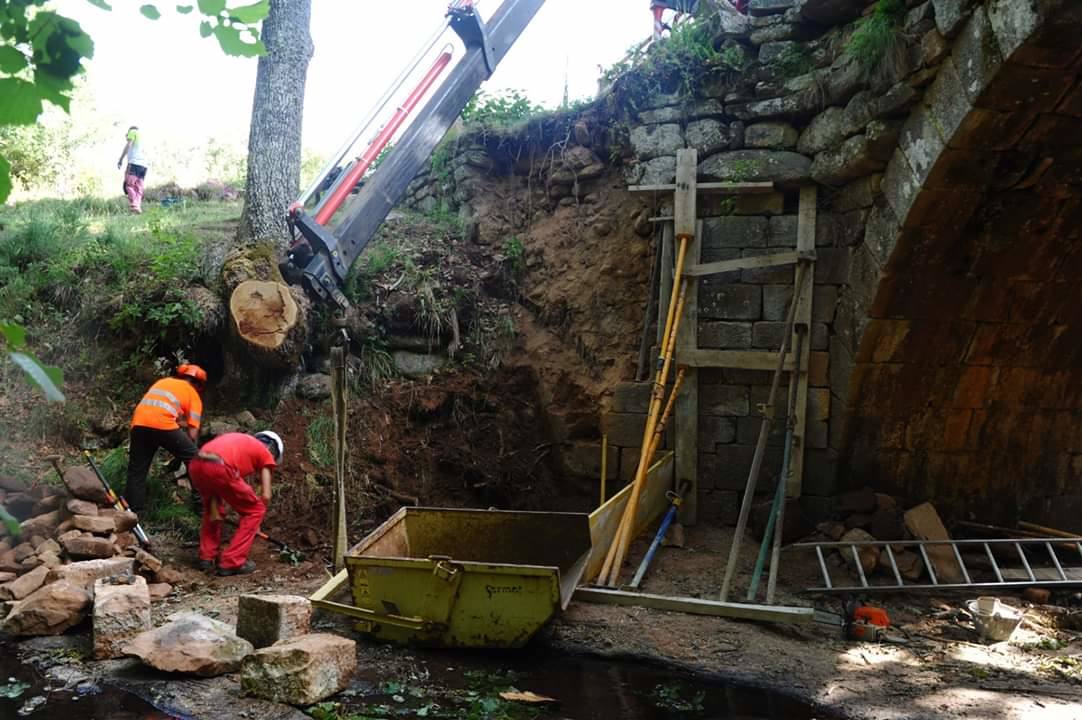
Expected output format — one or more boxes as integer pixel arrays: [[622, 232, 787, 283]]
[[65, 499, 99, 517], [73, 515, 116, 535], [0, 564, 49, 601], [240, 633, 357, 705], [47, 557, 135, 595], [62, 536, 116, 559], [236, 594, 312, 649], [125, 613, 253, 676], [1, 580, 91, 636], [93, 576, 151, 659]]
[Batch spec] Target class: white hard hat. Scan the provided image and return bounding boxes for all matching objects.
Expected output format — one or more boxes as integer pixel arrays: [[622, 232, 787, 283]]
[[254, 431, 284, 460]]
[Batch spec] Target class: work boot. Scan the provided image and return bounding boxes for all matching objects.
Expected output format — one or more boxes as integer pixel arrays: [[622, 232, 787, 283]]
[[196, 559, 215, 572], [217, 560, 256, 577]]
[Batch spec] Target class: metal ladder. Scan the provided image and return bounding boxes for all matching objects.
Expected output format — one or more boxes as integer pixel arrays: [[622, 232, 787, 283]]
[[791, 537, 1082, 592]]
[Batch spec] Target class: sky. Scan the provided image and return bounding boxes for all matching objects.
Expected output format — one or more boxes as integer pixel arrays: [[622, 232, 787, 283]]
[[53, 0, 649, 162]]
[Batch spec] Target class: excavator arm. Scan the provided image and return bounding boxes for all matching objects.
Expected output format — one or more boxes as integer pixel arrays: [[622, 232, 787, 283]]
[[285, 0, 546, 307]]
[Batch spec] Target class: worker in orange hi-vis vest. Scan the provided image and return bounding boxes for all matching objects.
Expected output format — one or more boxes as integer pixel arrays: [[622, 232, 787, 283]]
[[127, 364, 207, 514]]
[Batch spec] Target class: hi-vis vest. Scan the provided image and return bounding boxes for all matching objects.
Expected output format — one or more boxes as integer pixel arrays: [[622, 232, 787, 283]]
[[131, 377, 203, 431]]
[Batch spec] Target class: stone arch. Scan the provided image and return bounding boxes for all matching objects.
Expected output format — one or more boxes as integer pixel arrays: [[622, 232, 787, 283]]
[[836, 1, 1082, 528]]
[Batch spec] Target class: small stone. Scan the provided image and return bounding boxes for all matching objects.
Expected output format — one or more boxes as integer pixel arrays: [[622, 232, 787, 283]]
[[12, 543, 35, 563], [28, 535, 46, 549], [62, 536, 116, 559], [236, 595, 312, 649], [125, 613, 254, 676], [295, 374, 332, 401], [0, 565, 49, 601], [817, 520, 846, 540], [0, 572, 14, 583], [19, 510, 61, 539], [36, 540, 60, 556], [134, 549, 163, 573], [72, 515, 116, 535], [62, 467, 110, 505], [154, 566, 185, 585], [1, 580, 91, 636], [234, 411, 258, 428], [147, 583, 173, 602], [36, 551, 61, 569], [840, 528, 878, 575], [56, 529, 83, 544], [240, 633, 356, 705], [114, 533, 137, 551], [47, 558, 135, 595], [112, 512, 139, 533], [392, 352, 445, 379], [93, 576, 151, 659]]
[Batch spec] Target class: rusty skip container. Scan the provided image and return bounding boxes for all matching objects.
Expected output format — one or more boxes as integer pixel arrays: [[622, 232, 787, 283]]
[[340, 507, 592, 648]]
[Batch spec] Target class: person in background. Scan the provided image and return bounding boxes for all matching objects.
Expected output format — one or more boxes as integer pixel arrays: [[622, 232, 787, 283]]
[[188, 431, 283, 576], [127, 364, 206, 514], [117, 125, 148, 214]]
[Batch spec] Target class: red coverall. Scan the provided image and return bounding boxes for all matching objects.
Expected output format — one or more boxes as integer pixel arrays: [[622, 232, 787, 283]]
[[188, 433, 276, 570]]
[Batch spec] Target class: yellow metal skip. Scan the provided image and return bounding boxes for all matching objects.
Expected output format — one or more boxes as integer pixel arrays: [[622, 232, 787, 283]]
[[316, 507, 591, 648]]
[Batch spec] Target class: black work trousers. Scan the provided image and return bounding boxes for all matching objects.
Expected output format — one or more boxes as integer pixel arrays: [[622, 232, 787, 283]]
[[127, 426, 198, 513]]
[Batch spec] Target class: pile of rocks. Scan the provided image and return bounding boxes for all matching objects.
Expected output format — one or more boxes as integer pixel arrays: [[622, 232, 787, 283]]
[[0, 465, 180, 638], [817, 487, 959, 583]]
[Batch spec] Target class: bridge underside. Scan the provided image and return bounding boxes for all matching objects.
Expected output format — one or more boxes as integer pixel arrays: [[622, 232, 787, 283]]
[[840, 3, 1082, 530]]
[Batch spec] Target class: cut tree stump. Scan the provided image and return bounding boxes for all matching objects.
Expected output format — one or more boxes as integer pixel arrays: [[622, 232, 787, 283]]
[[229, 280, 309, 371]]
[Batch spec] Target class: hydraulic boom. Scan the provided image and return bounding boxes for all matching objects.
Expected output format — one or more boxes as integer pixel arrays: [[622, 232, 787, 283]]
[[285, 0, 545, 307]]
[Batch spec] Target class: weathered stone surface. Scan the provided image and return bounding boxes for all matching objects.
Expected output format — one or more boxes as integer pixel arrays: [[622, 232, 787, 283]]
[[12, 542, 35, 562], [699, 321, 753, 349], [840, 528, 878, 574], [800, 0, 866, 24], [30, 494, 63, 516], [62, 536, 116, 559], [62, 467, 110, 505], [699, 150, 811, 184], [36, 551, 61, 568], [744, 122, 799, 149], [65, 499, 99, 517], [630, 123, 684, 161], [93, 576, 151, 659], [47, 557, 134, 594], [903, 503, 964, 583], [810, 121, 900, 185], [236, 595, 312, 649], [240, 633, 357, 705], [561, 441, 617, 480], [148, 583, 173, 602], [686, 119, 734, 156], [601, 412, 648, 448], [932, 0, 976, 37], [296, 374, 331, 400], [749, 0, 797, 16], [703, 216, 768, 249], [700, 385, 750, 416], [625, 155, 677, 186], [135, 549, 164, 573], [392, 351, 445, 378], [2, 580, 91, 636], [72, 515, 116, 534], [0, 564, 49, 601], [19, 510, 61, 539], [699, 281, 762, 320], [727, 89, 821, 121], [125, 613, 254, 676]]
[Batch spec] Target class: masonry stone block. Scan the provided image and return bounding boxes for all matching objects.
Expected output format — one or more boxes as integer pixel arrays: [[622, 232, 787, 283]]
[[898, 104, 946, 184], [699, 321, 753, 349], [236, 595, 312, 650], [699, 490, 740, 525], [625, 155, 678, 186], [767, 215, 797, 247], [561, 441, 618, 480], [744, 122, 799, 149], [705, 445, 784, 491], [762, 285, 793, 322], [800, 0, 866, 24], [699, 150, 812, 184], [813, 285, 838, 323], [986, 0, 1051, 60], [699, 416, 737, 448], [813, 248, 850, 284], [638, 106, 683, 124], [630, 123, 685, 161], [686, 119, 735, 156], [932, 0, 976, 37], [702, 216, 767, 248], [808, 351, 830, 387], [601, 412, 648, 448], [737, 415, 787, 447], [733, 192, 785, 215], [751, 321, 829, 350], [611, 382, 653, 413], [749, 0, 798, 17], [699, 282, 762, 320], [619, 447, 643, 483], [700, 247, 741, 272], [701, 385, 750, 417], [880, 149, 921, 225], [810, 121, 899, 185]]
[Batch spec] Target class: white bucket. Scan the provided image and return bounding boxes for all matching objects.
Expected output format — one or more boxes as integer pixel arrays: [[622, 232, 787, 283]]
[[966, 598, 1023, 643]]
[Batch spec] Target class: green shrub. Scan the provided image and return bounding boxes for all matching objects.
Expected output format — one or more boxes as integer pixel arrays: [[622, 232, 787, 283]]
[[846, 0, 906, 71], [460, 89, 544, 127]]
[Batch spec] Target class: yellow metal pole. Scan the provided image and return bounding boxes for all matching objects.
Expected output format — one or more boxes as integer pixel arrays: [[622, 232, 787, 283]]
[[600, 434, 608, 507]]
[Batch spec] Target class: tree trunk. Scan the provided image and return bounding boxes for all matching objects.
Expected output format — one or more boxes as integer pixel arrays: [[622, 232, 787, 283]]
[[237, 0, 314, 250], [229, 280, 310, 371]]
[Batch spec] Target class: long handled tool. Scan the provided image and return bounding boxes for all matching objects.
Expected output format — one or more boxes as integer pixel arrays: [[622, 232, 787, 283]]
[[719, 261, 808, 602], [81, 451, 153, 549], [629, 480, 690, 589], [223, 518, 304, 564]]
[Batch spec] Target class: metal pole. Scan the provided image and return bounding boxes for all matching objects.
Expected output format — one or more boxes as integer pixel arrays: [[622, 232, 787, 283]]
[[331, 345, 349, 570]]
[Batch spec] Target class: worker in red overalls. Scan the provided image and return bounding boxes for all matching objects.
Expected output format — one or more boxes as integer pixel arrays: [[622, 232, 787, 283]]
[[188, 431, 283, 576]]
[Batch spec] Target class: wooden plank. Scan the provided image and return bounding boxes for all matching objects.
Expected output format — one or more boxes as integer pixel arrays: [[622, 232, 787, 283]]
[[1001, 567, 1082, 582], [629, 181, 775, 195], [903, 502, 965, 583], [585, 452, 674, 584], [681, 349, 796, 370], [674, 150, 699, 526], [310, 568, 349, 603], [684, 251, 801, 277], [788, 185, 816, 498], [574, 587, 814, 624]]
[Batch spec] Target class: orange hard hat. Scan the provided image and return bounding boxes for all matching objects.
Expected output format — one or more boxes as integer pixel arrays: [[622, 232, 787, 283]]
[[175, 363, 207, 385]]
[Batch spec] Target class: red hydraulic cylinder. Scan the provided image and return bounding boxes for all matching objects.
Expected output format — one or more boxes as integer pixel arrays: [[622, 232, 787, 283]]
[[314, 49, 454, 226]]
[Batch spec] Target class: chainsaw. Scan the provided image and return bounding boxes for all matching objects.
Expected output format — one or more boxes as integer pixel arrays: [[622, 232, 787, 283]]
[[815, 600, 908, 643]]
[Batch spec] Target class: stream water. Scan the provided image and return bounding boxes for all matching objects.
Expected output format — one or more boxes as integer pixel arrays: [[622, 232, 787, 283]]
[[0, 644, 830, 719]]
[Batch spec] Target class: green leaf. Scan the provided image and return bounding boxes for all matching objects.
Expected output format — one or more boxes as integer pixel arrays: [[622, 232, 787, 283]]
[[140, 4, 161, 19], [198, 0, 227, 15], [199, 19, 213, 37], [176, 4, 194, 13], [84, 0, 113, 9], [227, 0, 268, 24], [9, 351, 66, 402], [0, 78, 42, 125], [33, 70, 74, 112], [0, 507, 20, 539], [0, 322, 27, 349], [0, 154, 10, 205], [212, 23, 264, 56], [0, 46, 27, 74]]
